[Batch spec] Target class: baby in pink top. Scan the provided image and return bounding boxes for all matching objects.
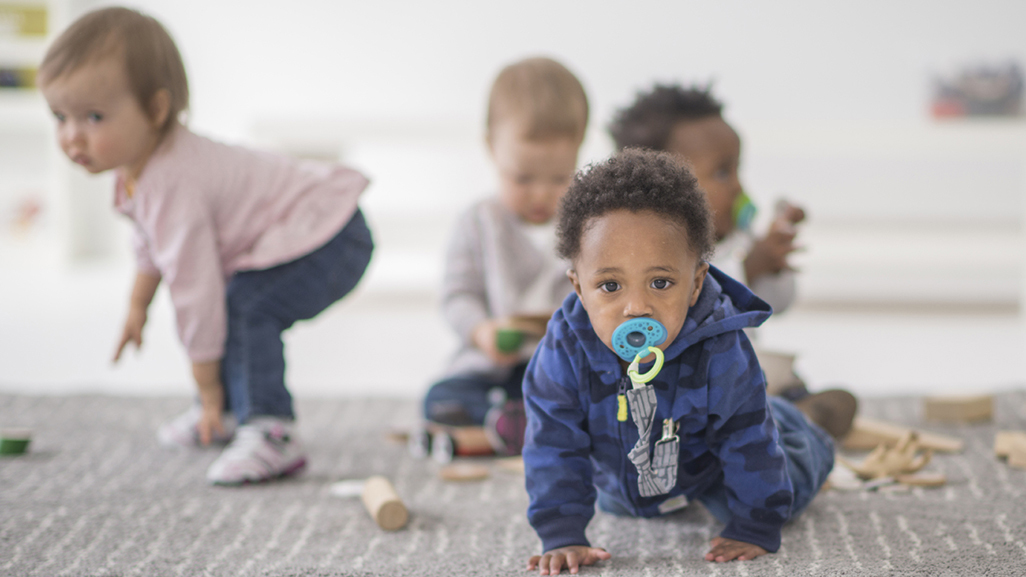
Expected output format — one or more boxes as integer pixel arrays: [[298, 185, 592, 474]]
[[39, 7, 374, 485]]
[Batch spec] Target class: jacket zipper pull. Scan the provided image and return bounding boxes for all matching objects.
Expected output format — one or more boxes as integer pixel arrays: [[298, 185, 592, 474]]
[[617, 377, 629, 422]]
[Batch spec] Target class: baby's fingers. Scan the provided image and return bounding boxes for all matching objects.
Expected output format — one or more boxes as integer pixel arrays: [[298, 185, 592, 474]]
[[565, 551, 583, 574], [112, 336, 129, 363], [198, 412, 223, 446], [545, 553, 566, 575], [112, 331, 135, 363], [198, 419, 212, 446], [527, 555, 541, 571]]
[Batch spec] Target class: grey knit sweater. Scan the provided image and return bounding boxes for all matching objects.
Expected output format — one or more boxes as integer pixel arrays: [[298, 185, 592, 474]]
[[441, 196, 575, 378]]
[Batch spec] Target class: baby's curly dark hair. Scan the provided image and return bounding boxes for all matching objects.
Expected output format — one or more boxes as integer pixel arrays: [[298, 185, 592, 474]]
[[557, 148, 714, 264], [608, 84, 723, 151]]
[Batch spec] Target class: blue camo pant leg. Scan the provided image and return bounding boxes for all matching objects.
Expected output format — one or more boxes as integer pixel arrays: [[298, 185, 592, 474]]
[[222, 210, 373, 423], [697, 395, 834, 525]]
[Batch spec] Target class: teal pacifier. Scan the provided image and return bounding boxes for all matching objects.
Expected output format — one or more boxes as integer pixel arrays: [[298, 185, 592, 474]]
[[611, 318, 667, 362], [732, 191, 757, 231]]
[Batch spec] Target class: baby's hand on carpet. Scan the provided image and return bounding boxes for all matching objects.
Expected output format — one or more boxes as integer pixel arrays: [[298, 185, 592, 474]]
[[705, 536, 768, 562], [527, 545, 611, 575], [192, 361, 225, 446]]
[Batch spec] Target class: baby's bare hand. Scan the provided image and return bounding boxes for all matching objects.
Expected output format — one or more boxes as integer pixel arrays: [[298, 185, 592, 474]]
[[705, 536, 768, 563], [192, 363, 225, 446], [113, 307, 147, 363], [197, 405, 224, 446], [776, 200, 806, 225], [745, 216, 801, 282], [526, 546, 610, 575]]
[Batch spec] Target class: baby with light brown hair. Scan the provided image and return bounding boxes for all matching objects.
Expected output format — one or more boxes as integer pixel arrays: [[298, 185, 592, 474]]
[[421, 57, 588, 457], [40, 7, 374, 485]]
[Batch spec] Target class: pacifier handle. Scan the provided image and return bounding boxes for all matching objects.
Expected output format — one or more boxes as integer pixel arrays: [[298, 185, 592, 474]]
[[627, 346, 664, 384]]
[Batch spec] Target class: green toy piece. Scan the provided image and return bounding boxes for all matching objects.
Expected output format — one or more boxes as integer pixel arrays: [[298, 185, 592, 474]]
[[732, 191, 757, 231], [0, 429, 31, 456], [495, 328, 524, 354]]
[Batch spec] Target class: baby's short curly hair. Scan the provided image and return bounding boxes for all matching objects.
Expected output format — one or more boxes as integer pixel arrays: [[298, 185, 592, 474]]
[[557, 148, 714, 264], [608, 84, 722, 151]]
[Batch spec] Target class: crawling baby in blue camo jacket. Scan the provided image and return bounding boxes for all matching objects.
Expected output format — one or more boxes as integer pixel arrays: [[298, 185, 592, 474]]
[[522, 149, 835, 574]]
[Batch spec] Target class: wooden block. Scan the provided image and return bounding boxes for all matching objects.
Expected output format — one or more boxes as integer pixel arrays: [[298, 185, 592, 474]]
[[1010, 451, 1026, 470], [439, 462, 490, 482], [361, 476, 408, 531], [923, 394, 993, 423], [841, 417, 964, 453], [896, 473, 947, 487], [495, 456, 524, 474], [994, 431, 1026, 457], [1004, 432, 1026, 469]]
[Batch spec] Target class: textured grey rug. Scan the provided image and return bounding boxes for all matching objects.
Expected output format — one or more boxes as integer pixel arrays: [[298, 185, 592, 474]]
[[1, 391, 1025, 576]]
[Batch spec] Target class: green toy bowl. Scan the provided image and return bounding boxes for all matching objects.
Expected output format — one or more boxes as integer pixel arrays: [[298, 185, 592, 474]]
[[0, 429, 32, 456], [495, 329, 524, 354]]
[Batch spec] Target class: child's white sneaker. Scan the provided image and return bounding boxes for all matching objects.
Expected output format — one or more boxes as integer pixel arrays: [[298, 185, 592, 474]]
[[206, 417, 307, 485], [157, 404, 237, 448]]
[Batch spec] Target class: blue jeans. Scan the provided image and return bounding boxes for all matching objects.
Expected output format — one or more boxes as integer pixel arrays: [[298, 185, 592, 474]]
[[598, 396, 834, 523], [423, 362, 527, 426], [221, 209, 373, 423]]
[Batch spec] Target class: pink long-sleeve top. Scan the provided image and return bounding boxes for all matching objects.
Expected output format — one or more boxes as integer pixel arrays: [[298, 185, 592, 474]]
[[114, 125, 369, 362]]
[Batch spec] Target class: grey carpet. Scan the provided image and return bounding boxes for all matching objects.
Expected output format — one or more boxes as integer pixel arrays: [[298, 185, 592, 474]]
[[1, 391, 1025, 577]]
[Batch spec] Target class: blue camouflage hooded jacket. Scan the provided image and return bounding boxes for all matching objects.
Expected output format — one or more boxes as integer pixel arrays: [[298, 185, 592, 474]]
[[523, 266, 793, 553]]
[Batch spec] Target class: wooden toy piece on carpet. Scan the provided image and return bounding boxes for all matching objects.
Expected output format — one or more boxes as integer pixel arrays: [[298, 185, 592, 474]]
[[330, 476, 409, 531], [923, 394, 993, 423], [895, 472, 947, 487], [0, 428, 32, 456], [494, 456, 524, 474], [840, 431, 933, 480], [994, 430, 1026, 469], [362, 476, 409, 530], [439, 462, 490, 482], [842, 417, 964, 453]]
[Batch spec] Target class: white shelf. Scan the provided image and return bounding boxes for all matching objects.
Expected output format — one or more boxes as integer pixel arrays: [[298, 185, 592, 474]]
[[1, 6, 67, 269], [0, 90, 51, 132]]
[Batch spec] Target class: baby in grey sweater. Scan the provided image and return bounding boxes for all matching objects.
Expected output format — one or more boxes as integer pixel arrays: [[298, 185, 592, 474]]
[[422, 57, 589, 452]]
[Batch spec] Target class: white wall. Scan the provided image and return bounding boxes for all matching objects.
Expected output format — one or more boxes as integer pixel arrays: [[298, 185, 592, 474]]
[[4, 0, 1026, 397], [74, 0, 1026, 295], [82, 0, 1026, 137]]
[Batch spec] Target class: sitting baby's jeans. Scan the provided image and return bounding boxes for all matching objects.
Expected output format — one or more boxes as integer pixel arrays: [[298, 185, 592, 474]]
[[423, 362, 527, 426], [598, 396, 834, 523]]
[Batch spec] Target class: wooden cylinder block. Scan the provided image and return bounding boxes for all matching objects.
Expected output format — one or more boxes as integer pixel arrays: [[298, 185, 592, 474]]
[[923, 394, 993, 423], [361, 475, 408, 531]]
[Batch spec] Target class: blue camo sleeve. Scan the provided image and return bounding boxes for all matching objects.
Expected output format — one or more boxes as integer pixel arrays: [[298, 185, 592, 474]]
[[523, 329, 596, 553], [704, 331, 793, 553]]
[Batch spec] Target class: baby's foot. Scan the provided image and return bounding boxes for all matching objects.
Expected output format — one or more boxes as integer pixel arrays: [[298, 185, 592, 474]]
[[793, 389, 858, 439], [206, 417, 307, 485]]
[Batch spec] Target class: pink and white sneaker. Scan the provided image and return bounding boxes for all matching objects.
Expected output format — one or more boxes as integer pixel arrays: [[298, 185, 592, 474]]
[[157, 404, 237, 448], [206, 417, 307, 485]]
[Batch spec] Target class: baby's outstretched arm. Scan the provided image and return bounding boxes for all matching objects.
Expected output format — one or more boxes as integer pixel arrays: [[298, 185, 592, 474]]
[[705, 536, 768, 563], [527, 546, 611, 575], [191, 360, 225, 445], [112, 272, 161, 362]]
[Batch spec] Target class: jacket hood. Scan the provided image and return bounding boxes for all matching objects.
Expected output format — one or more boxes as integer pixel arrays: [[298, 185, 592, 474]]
[[561, 265, 772, 376]]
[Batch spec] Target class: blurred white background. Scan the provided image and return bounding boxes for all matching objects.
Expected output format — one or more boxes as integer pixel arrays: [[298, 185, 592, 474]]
[[2, 0, 1025, 400]]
